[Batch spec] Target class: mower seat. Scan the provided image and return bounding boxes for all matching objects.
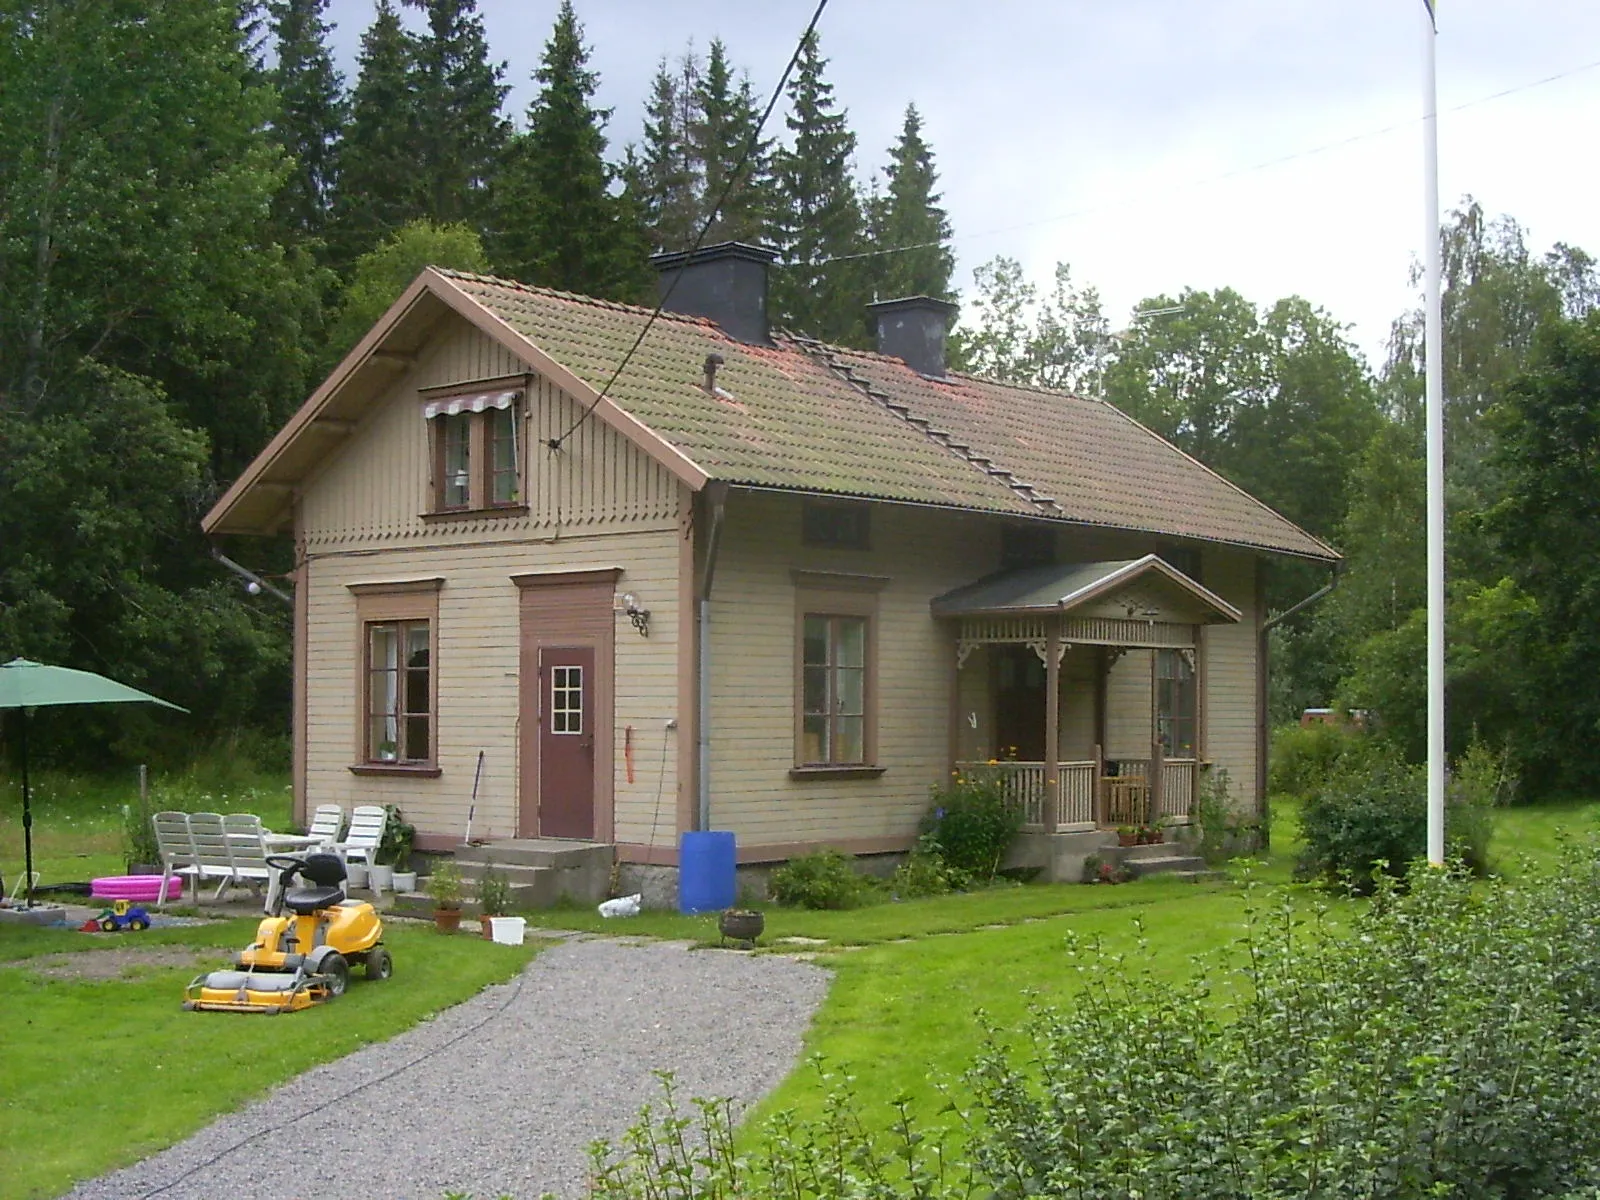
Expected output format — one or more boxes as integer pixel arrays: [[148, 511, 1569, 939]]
[[283, 886, 345, 914]]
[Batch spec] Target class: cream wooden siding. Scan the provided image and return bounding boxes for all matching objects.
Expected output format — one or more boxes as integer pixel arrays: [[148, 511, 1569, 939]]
[[1058, 647, 1098, 759], [298, 315, 686, 848], [1200, 548, 1258, 810], [1105, 650, 1155, 759], [301, 319, 679, 548]]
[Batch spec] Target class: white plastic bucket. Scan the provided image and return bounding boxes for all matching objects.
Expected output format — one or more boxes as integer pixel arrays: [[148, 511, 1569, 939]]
[[490, 916, 526, 945]]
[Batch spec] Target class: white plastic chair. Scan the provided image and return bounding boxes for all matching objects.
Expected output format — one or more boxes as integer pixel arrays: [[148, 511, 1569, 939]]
[[153, 811, 198, 908], [187, 812, 243, 901], [223, 813, 276, 908], [335, 804, 386, 868], [307, 804, 344, 847], [7, 871, 40, 903]]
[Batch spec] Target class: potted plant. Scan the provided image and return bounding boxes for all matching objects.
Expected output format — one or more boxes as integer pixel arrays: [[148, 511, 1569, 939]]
[[718, 908, 764, 946], [1117, 825, 1139, 847], [476, 860, 512, 938], [376, 738, 398, 763], [379, 806, 417, 892], [122, 798, 162, 875], [1139, 824, 1163, 846], [426, 860, 464, 933]]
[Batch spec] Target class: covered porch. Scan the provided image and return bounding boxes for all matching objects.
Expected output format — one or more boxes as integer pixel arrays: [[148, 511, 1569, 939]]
[[934, 555, 1241, 834]]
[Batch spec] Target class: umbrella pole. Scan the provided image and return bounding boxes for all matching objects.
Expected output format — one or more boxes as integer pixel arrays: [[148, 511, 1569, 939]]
[[20, 708, 33, 908]]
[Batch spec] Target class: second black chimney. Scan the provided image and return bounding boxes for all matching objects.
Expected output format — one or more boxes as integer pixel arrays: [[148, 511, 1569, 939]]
[[650, 241, 776, 345], [867, 295, 958, 377]]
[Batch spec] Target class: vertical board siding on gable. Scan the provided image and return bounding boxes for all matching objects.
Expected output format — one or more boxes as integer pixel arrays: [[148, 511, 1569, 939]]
[[302, 527, 683, 846], [301, 319, 677, 548], [1200, 549, 1258, 809]]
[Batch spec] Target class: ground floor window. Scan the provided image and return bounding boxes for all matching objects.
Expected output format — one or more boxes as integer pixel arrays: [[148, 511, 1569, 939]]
[[802, 614, 867, 765], [1156, 648, 1196, 757], [367, 619, 431, 763]]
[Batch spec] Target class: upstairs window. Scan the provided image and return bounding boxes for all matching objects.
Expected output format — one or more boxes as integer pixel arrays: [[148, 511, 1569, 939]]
[[423, 384, 524, 513], [802, 501, 870, 550]]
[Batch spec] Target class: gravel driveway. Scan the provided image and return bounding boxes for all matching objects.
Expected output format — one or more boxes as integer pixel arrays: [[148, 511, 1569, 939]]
[[65, 936, 829, 1200]]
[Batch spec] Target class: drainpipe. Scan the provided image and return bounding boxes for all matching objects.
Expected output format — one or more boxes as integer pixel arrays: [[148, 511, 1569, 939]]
[[697, 483, 729, 831], [1256, 563, 1340, 848]]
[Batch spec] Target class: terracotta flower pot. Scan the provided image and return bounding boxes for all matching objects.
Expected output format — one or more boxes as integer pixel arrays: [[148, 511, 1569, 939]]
[[434, 907, 462, 934], [1118, 831, 1138, 847]]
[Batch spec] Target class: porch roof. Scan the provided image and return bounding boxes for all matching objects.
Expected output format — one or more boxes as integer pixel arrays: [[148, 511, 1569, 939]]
[[930, 554, 1242, 624]]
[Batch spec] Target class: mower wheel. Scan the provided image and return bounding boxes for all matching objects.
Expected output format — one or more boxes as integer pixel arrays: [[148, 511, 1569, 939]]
[[365, 947, 393, 981], [321, 952, 350, 997]]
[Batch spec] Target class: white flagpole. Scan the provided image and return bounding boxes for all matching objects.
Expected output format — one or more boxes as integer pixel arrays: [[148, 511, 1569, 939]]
[[1421, 1, 1447, 866]]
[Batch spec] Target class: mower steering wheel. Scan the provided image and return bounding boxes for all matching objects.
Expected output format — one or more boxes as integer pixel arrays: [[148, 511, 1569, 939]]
[[265, 855, 305, 874]]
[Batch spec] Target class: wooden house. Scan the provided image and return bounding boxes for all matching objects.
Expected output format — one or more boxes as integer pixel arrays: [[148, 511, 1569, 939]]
[[202, 243, 1337, 894]]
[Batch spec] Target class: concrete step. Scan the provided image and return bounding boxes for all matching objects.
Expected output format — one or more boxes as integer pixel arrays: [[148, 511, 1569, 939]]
[[454, 839, 611, 870], [1119, 841, 1189, 861], [1124, 853, 1209, 879], [390, 882, 557, 916]]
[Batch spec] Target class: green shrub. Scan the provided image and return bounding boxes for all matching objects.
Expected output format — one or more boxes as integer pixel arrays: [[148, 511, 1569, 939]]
[[921, 769, 1023, 880], [586, 845, 1600, 1198], [890, 835, 969, 898], [1268, 719, 1376, 802], [1297, 751, 1428, 891], [1192, 767, 1264, 864], [769, 848, 873, 910]]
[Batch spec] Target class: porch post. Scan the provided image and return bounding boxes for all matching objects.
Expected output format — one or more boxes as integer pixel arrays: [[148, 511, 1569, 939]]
[[1044, 617, 1061, 831], [1151, 733, 1166, 823]]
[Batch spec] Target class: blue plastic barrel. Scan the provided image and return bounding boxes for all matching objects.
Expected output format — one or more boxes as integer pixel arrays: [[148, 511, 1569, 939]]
[[678, 830, 737, 914]]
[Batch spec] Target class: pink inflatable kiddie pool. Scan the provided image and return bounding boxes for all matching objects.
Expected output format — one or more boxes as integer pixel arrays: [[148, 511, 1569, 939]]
[[91, 875, 182, 902]]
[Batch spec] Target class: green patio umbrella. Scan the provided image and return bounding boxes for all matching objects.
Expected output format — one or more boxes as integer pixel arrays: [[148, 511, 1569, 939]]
[[1, 659, 186, 908]]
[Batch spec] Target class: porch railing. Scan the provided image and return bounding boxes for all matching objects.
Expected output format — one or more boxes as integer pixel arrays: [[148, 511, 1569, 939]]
[[955, 761, 1104, 831], [957, 758, 1198, 832]]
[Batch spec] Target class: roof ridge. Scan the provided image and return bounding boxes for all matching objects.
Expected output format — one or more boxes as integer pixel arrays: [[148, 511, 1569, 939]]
[[788, 334, 1062, 517], [434, 268, 721, 330]]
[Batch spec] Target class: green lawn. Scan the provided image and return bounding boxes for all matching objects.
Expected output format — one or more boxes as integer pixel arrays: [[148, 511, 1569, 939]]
[[0, 918, 537, 1200]]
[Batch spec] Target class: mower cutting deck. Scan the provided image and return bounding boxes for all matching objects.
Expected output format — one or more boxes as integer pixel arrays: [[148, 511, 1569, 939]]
[[185, 852, 392, 1015]]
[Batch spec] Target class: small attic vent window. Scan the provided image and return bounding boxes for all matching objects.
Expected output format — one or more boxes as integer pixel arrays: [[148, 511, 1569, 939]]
[[803, 501, 870, 550]]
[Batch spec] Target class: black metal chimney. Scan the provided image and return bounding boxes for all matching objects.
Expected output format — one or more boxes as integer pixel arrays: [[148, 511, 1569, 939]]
[[867, 295, 959, 377], [649, 241, 777, 345]]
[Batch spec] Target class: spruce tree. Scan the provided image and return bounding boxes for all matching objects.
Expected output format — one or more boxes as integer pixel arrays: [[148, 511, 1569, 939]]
[[490, 1, 646, 300], [267, 0, 346, 246], [404, 0, 509, 225], [330, 0, 423, 268], [771, 31, 869, 345], [636, 52, 700, 252], [692, 39, 774, 246], [867, 103, 954, 301]]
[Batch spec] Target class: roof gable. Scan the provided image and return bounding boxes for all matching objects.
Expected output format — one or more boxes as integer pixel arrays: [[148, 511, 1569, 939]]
[[931, 555, 1242, 624]]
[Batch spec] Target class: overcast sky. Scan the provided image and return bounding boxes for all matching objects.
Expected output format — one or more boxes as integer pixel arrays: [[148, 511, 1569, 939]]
[[323, 0, 1600, 367]]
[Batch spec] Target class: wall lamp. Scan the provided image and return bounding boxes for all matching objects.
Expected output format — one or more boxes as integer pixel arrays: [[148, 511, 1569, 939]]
[[620, 592, 651, 638]]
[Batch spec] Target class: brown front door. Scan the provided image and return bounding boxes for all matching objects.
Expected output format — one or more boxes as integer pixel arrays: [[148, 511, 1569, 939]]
[[538, 646, 596, 838]]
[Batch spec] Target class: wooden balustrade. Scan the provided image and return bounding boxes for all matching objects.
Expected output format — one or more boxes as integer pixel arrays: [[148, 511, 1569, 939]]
[[955, 760, 1110, 831]]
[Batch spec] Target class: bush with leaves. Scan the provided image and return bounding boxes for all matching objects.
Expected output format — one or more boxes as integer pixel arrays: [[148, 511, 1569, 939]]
[[890, 834, 969, 899], [1296, 750, 1428, 891], [1268, 719, 1374, 803], [769, 848, 874, 910], [921, 769, 1023, 881]]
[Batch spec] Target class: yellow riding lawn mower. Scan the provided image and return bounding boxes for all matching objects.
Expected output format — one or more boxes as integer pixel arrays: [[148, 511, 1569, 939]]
[[184, 852, 392, 1014]]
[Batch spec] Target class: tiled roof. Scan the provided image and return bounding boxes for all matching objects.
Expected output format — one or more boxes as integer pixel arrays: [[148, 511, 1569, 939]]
[[440, 271, 1337, 560], [441, 272, 1036, 516], [820, 345, 1338, 561]]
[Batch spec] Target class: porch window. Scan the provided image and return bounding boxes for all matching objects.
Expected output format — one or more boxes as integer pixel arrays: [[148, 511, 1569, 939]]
[[1156, 649, 1196, 757], [801, 615, 868, 765], [367, 619, 431, 763]]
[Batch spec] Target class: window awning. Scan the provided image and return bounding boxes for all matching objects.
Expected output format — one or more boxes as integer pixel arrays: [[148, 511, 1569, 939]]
[[931, 554, 1241, 625], [422, 388, 522, 420]]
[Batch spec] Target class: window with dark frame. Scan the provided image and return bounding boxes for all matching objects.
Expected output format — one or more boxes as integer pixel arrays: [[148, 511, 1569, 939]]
[[366, 619, 432, 763], [801, 614, 867, 765], [1155, 649, 1196, 758], [426, 392, 522, 513], [802, 501, 870, 550]]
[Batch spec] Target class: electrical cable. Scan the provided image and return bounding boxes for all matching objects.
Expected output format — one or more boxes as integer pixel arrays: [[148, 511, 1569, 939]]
[[644, 723, 673, 860], [808, 54, 1600, 270], [136, 968, 531, 1199], [547, 0, 831, 451]]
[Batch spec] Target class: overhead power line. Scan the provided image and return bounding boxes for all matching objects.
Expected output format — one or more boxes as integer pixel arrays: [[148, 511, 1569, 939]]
[[810, 54, 1600, 270], [548, 0, 832, 451]]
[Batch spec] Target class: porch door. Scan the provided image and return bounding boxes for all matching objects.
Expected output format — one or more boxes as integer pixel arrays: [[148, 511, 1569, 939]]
[[992, 645, 1047, 761], [538, 646, 595, 839]]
